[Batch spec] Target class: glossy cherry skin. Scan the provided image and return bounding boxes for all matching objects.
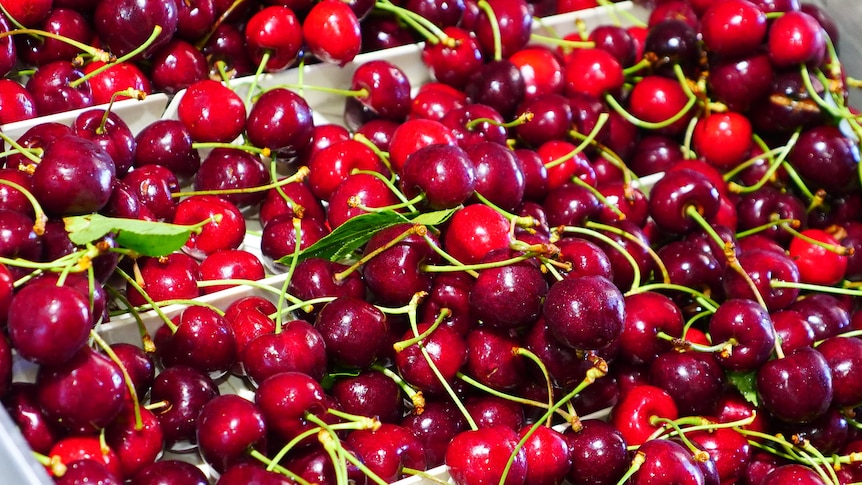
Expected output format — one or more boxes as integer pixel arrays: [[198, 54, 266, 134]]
[[723, 248, 801, 311], [346, 424, 426, 483], [54, 459, 123, 485], [199, 249, 266, 294], [817, 336, 862, 408], [246, 87, 314, 161], [194, 148, 269, 208], [245, 6, 303, 71], [331, 368, 403, 424], [466, 141, 526, 211], [544, 275, 625, 351], [350, 59, 412, 122], [47, 435, 122, 479], [465, 328, 527, 391], [154, 305, 237, 378], [149, 365, 219, 452], [395, 321, 467, 395], [133, 120, 201, 181], [517, 424, 572, 485], [3, 383, 62, 454], [129, 459, 209, 485], [32, 134, 116, 216], [648, 168, 721, 234], [422, 27, 485, 90], [757, 346, 833, 423], [149, 39, 208, 94], [442, 203, 511, 265], [464, 59, 526, 119], [709, 298, 776, 372], [260, 214, 329, 261], [610, 384, 678, 446], [472, 0, 531, 59], [327, 172, 400, 229], [788, 228, 848, 286], [470, 257, 548, 331], [36, 346, 126, 435], [122, 164, 180, 221], [788, 125, 861, 194], [72, 109, 137, 177], [126, 252, 201, 307], [177, 79, 246, 143], [767, 10, 826, 68], [303, 0, 361, 66], [388, 118, 457, 174], [400, 143, 476, 210], [254, 371, 328, 445], [93, 0, 178, 59], [315, 296, 390, 369], [196, 394, 267, 473], [626, 75, 694, 136], [25, 61, 93, 115], [241, 319, 327, 386], [649, 350, 725, 416], [259, 181, 327, 228], [445, 425, 528, 485], [110, 342, 155, 401], [307, 138, 388, 201], [105, 405, 164, 479], [565, 419, 629, 485], [0, 79, 36, 124], [629, 438, 706, 485]]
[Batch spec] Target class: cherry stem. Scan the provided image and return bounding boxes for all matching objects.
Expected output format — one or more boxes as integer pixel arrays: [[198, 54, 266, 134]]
[[351, 134, 394, 175], [587, 219, 671, 285], [71, 26, 163, 88], [734, 217, 798, 239], [559, 225, 641, 290], [195, 0, 247, 50], [782, 222, 852, 255], [567, 126, 637, 189], [596, 0, 647, 27], [351, 168, 413, 207], [114, 265, 177, 333], [353, 194, 425, 214], [421, 233, 479, 278], [456, 372, 572, 421], [569, 176, 626, 221], [500, 357, 608, 485], [334, 224, 424, 281], [116, 297, 224, 317], [373, 0, 452, 46], [476, 0, 503, 62], [404, 292, 478, 431], [171, 165, 307, 198], [305, 414, 351, 485], [252, 449, 313, 484], [544, 113, 609, 170], [0, 179, 46, 234], [622, 58, 652, 77], [246, 50, 270, 108], [191, 141, 271, 157], [465, 111, 534, 131], [98, 89, 147, 134], [727, 130, 801, 194], [370, 363, 426, 414], [604, 65, 697, 130], [104, 284, 156, 353], [90, 330, 143, 430], [649, 416, 708, 460], [0, 130, 42, 166], [473, 191, 537, 229], [265, 82, 368, 99], [33, 452, 67, 478], [422, 253, 533, 273], [656, 330, 737, 356], [777, 160, 820, 206], [738, 428, 839, 484], [529, 32, 594, 49], [514, 347, 555, 427], [628, 283, 719, 312], [393, 307, 449, 352], [799, 64, 845, 119], [615, 451, 645, 485], [0, 28, 110, 62]]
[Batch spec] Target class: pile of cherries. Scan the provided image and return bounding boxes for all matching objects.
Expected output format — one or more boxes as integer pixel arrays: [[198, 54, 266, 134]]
[[2, 0, 862, 484]]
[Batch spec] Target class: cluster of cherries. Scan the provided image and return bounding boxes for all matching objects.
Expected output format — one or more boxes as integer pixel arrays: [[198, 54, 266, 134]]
[[1, 0, 862, 484]]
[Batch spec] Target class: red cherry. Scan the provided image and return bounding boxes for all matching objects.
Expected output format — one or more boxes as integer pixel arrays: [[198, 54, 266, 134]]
[[701, 0, 768, 57], [767, 10, 826, 68], [442, 203, 511, 265], [692, 112, 753, 170], [303, 0, 362, 66], [245, 6, 303, 72], [177, 79, 246, 143], [788, 228, 848, 286], [610, 384, 679, 446]]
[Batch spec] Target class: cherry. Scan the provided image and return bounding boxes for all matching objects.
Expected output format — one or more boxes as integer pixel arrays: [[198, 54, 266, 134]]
[[260, 214, 329, 261], [130, 459, 209, 485], [388, 118, 457, 174], [346, 424, 426, 483], [48, 436, 122, 480], [757, 346, 833, 423], [470, 255, 548, 330], [643, 18, 701, 77], [400, 143, 476, 210], [244, 6, 303, 72], [133, 120, 201, 181], [790, 293, 851, 340], [464, 59, 526, 119], [16, 7, 93, 67], [709, 298, 777, 372], [817, 336, 862, 408], [154, 305, 237, 377], [445, 425, 527, 485], [126, 252, 201, 307], [122, 164, 180, 221], [315, 296, 390, 369], [509, 45, 564, 99], [701, 0, 768, 57], [723, 248, 801, 311], [149, 365, 219, 452], [25, 61, 93, 115], [286, 257, 366, 318], [518, 424, 571, 485], [306, 138, 388, 201], [327, 172, 400, 228], [419, 271, 475, 335], [788, 228, 848, 285], [762, 463, 828, 484], [199, 248, 266, 294], [36, 346, 126, 435], [421, 27, 484, 90], [246, 87, 314, 161], [254, 371, 328, 445], [708, 52, 775, 113], [105, 405, 164, 479], [0, 79, 36, 124], [515, 93, 573, 148], [173, 0, 216, 41], [350, 59, 412, 122], [110, 342, 155, 400], [83, 60, 154, 105], [54, 459, 123, 485], [657, 240, 724, 304], [566, 419, 629, 485], [241, 319, 328, 386], [148, 39, 208, 95], [7, 281, 92, 366], [177, 79, 246, 143], [201, 23, 254, 78], [771, 309, 815, 354], [648, 168, 721, 234], [303, 0, 362, 66], [630, 438, 706, 485], [750, 70, 827, 135], [544, 275, 625, 351], [0, 14, 13, 77], [464, 327, 528, 391], [360, 13, 417, 53], [472, 0, 532, 59], [610, 383, 678, 446], [196, 394, 267, 473], [789, 125, 861, 194], [649, 350, 726, 416], [258, 180, 326, 229], [395, 320, 467, 395], [440, 103, 509, 148], [626, 74, 693, 136], [692, 112, 753, 171], [93, 0, 178, 59], [72, 108, 137, 177], [466, 141, 526, 211], [331, 368, 403, 424], [281, 444, 368, 485], [2, 383, 62, 455], [767, 9, 826, 68], [193, 148, 269, 208], [535, 139, 596, 191], [401, 400, 466, 467]]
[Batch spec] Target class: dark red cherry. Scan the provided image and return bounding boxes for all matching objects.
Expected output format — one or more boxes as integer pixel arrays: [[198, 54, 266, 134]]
[[93, 0, 178, 59]]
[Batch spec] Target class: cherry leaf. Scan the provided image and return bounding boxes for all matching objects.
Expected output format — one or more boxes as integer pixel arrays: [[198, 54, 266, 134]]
[[64, 213, 194, 257], [726, 370, 760, 407]]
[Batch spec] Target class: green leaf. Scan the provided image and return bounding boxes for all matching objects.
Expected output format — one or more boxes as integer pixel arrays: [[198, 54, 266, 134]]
[[64, 213, 195, 257], [409, 207, 457, 226], [726, 370, 759, 407], [287, 210, 409, 264]]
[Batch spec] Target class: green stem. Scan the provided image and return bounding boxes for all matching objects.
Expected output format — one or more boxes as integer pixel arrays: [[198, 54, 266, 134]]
[[477, 0, 502, 61], [70, 26, 163, 88]]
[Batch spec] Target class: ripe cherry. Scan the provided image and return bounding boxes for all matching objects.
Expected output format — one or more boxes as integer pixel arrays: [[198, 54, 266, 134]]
[[245, 6, 303, 71], [303, 0, 362, 66], [177, 79, 246, 143], [445, 426, 528, 485], [788, 228, 848, 286]]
